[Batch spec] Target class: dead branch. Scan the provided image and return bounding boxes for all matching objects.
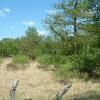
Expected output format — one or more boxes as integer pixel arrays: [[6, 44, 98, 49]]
[[54, 84, 72, 100]]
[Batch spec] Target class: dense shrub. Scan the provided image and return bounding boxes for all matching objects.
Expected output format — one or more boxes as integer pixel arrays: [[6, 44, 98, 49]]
[[36, 54, 55, 64], [36, 54, 71, 65], [0, 39, 19, 57], [73, 50, 100, 77], [55, 62, 80, 79]]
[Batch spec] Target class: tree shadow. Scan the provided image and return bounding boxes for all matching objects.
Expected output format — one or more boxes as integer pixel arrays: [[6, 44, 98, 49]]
[[67, 90, 100, 100]]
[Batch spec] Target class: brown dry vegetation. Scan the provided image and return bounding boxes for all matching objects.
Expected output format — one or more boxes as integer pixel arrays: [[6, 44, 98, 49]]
[[0, 58, 64, 100], [0, 58, 100, 100]]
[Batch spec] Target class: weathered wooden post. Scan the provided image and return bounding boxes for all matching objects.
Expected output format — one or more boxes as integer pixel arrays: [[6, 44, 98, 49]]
[[10, 79, 19, 100], [54, 84, 72, 100]]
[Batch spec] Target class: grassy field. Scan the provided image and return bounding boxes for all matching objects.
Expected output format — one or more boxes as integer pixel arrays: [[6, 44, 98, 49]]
[[0, 58, 100, 100]]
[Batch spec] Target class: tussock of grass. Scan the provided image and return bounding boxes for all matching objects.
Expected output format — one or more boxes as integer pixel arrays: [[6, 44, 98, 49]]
[[12, 55, 29, 64], [55, 62, 77, 79], [36, 55, 55, 65]]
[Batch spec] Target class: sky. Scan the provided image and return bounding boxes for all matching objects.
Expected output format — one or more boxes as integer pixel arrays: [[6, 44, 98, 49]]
[[0, 0, 58, 40]]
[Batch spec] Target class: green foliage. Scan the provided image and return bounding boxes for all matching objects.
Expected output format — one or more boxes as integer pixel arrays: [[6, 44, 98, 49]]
[[55, 62, 79, 79], [37, 55, 55, 65], [37, 54, 71, 65], [0, 38, 19, 57], [12, 55, 29, 64], [43, 0, 100, 79], [73, 49, 100, 77], [18, 27, 41, 59]]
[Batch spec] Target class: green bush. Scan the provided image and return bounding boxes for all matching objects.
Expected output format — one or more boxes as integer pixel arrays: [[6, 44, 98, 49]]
[[55, 49, 100, 79], [73, 49, 100, 77], [55, 62, 79, 79], [36, 54, 70, 65], [36, 54, 55, 64], [12, 55, 29, 64], [55, 55, 71, 64], [0, 39, 19, 57]]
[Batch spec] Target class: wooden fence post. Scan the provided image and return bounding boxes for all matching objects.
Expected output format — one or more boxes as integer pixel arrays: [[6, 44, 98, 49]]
[[54, 84, 72, 100], [10, 79, 19, 100]]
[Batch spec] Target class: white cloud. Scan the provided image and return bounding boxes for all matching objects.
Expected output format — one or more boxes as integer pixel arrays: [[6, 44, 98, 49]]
[[3, 8, 11, 13], [38, 30, 47, 36], [47, 10, 56, 15], [0, 8, 11, 16], [22, 20, 35, 26]]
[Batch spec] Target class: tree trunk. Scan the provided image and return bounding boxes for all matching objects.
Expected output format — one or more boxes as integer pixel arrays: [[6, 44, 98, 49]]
[[73, 0, 78, 35]]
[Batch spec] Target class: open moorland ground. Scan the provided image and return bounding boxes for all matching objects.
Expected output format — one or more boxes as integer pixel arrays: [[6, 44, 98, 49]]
[[0, 58, 100, 100]]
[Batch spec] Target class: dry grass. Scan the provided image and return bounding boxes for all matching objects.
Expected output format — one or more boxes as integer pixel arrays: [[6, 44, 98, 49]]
[[0, 58, 100, 100], [63, 80, 100, 100], [0, 58, 64, 100]]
